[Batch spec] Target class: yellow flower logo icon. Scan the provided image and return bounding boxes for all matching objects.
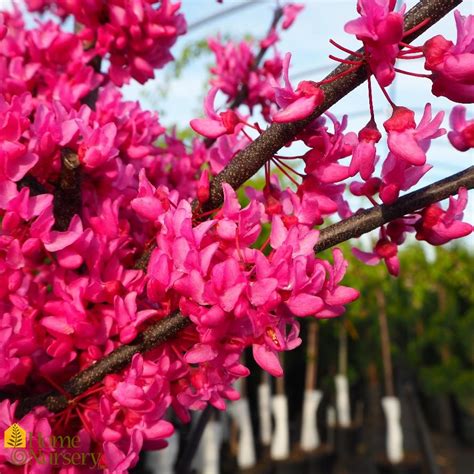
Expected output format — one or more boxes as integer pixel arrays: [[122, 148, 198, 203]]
[[4, 423, 26, 448]]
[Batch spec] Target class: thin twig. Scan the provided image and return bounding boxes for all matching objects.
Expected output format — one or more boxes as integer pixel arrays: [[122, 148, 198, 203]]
[[203, 5, 284, 148], [53, 149, 82, 231], [16, 312, 189, 418]]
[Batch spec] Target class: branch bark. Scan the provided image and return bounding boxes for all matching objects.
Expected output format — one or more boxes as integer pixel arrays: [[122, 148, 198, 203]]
[[53, 149, 82, 231], [16, 166, 473, 418], [314, 166, 474, 253], [16, 311, 189, 418]]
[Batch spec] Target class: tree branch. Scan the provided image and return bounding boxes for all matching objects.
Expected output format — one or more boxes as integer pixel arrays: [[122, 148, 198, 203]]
[[16, 312, 189, 418], [314, 166, 474, 253], [53, 149, 82, 231], [228, 6, 284, 110], [16, 166, 473, 418], [137, 0, 460, 270], [202, 0, 462, 212]]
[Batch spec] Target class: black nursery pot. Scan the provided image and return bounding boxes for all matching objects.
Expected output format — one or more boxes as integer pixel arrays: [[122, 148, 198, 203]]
[[375, 454, 423, 474], [269, 457, 306, 474], [305, 445, 336, 474], [240, 464, 273, 474], [335, 423, 362, 457]]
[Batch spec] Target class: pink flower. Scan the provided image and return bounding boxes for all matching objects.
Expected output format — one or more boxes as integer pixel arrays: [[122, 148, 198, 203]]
[[304, 113, 357, 184], [282, 4, 305, 30], [273, 53, 324, 123], [384, 105, 445, 166], [318, 248, 360, 316], [423, 11, 474, 103], [0, 13, 7, 40], [349, 120, 382, 179], [353, 237, 400, 276], [415, 187, 472, 245], [190, 88, 242, 139], [379, 152, 432, 204], [77, 122, 119, 170], [448, 105, 474, 151], [0, 400, 54, 472], [345, 0, 405, 87]]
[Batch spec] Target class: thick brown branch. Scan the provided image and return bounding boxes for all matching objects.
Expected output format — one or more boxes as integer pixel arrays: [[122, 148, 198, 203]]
[[137, 0, 460, 269], [315, 166, 474, 253], [203, 0, 462, 212], [16, 312, 189, 418], [53, 149, 82, 231], [17, 175, 47, 197]]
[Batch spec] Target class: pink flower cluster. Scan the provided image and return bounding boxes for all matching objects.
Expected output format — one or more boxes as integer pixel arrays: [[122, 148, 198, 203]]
[[0, 0, 473, 472], [423, 11, 474, 103], [349, 103, 472, 276], [345, 0, 405, 87], [25, 0, 186, 85], [136, 180, 359, 379], [206, 3, 304, 119], [0, 9, 101, 108]]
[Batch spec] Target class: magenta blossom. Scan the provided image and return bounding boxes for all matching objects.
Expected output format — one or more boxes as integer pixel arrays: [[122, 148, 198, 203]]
[[384, 104, 445, 166], [273, 53, 324, 123], [448, 105, 474, 151], [353, 236, 400, 276], [190, 87, 243, 139], [349, 120, 382, 180], [423, 11, 474, 103], [282, 4, 305, 30], [415, 187, 473, 245], [345, 0, 405, 87]]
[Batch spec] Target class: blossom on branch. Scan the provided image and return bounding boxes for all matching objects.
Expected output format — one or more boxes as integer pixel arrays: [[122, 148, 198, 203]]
[[345, 0, 405, 87]]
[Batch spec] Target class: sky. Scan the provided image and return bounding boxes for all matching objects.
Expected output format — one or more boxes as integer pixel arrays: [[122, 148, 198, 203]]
[[1, 0, 473, 244]]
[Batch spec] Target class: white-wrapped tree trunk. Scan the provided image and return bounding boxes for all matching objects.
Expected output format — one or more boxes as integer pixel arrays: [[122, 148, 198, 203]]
[[231, 398, 256, 469], [145, 432, 179, 474], [199, 419, 222, 474], [381, 396, 404, 463], [300, 389, 323, 451], [258, 376, 272, 447], [335, 374, 351, 427], [270, 393, 289, 460]]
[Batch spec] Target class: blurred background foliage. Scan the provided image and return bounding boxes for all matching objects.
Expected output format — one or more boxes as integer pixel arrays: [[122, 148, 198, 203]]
[[313, 242, 474, 417]]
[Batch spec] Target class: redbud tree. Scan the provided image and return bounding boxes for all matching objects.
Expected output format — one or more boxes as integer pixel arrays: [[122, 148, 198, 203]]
[[0, 0, 473, 472]]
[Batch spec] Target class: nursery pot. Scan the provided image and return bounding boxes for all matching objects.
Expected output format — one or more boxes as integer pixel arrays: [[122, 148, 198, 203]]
[[335, 423, 362, 457], [375, 453, 423, 474], [270, 457, 306, 474], [305, 444, 336, 474]]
